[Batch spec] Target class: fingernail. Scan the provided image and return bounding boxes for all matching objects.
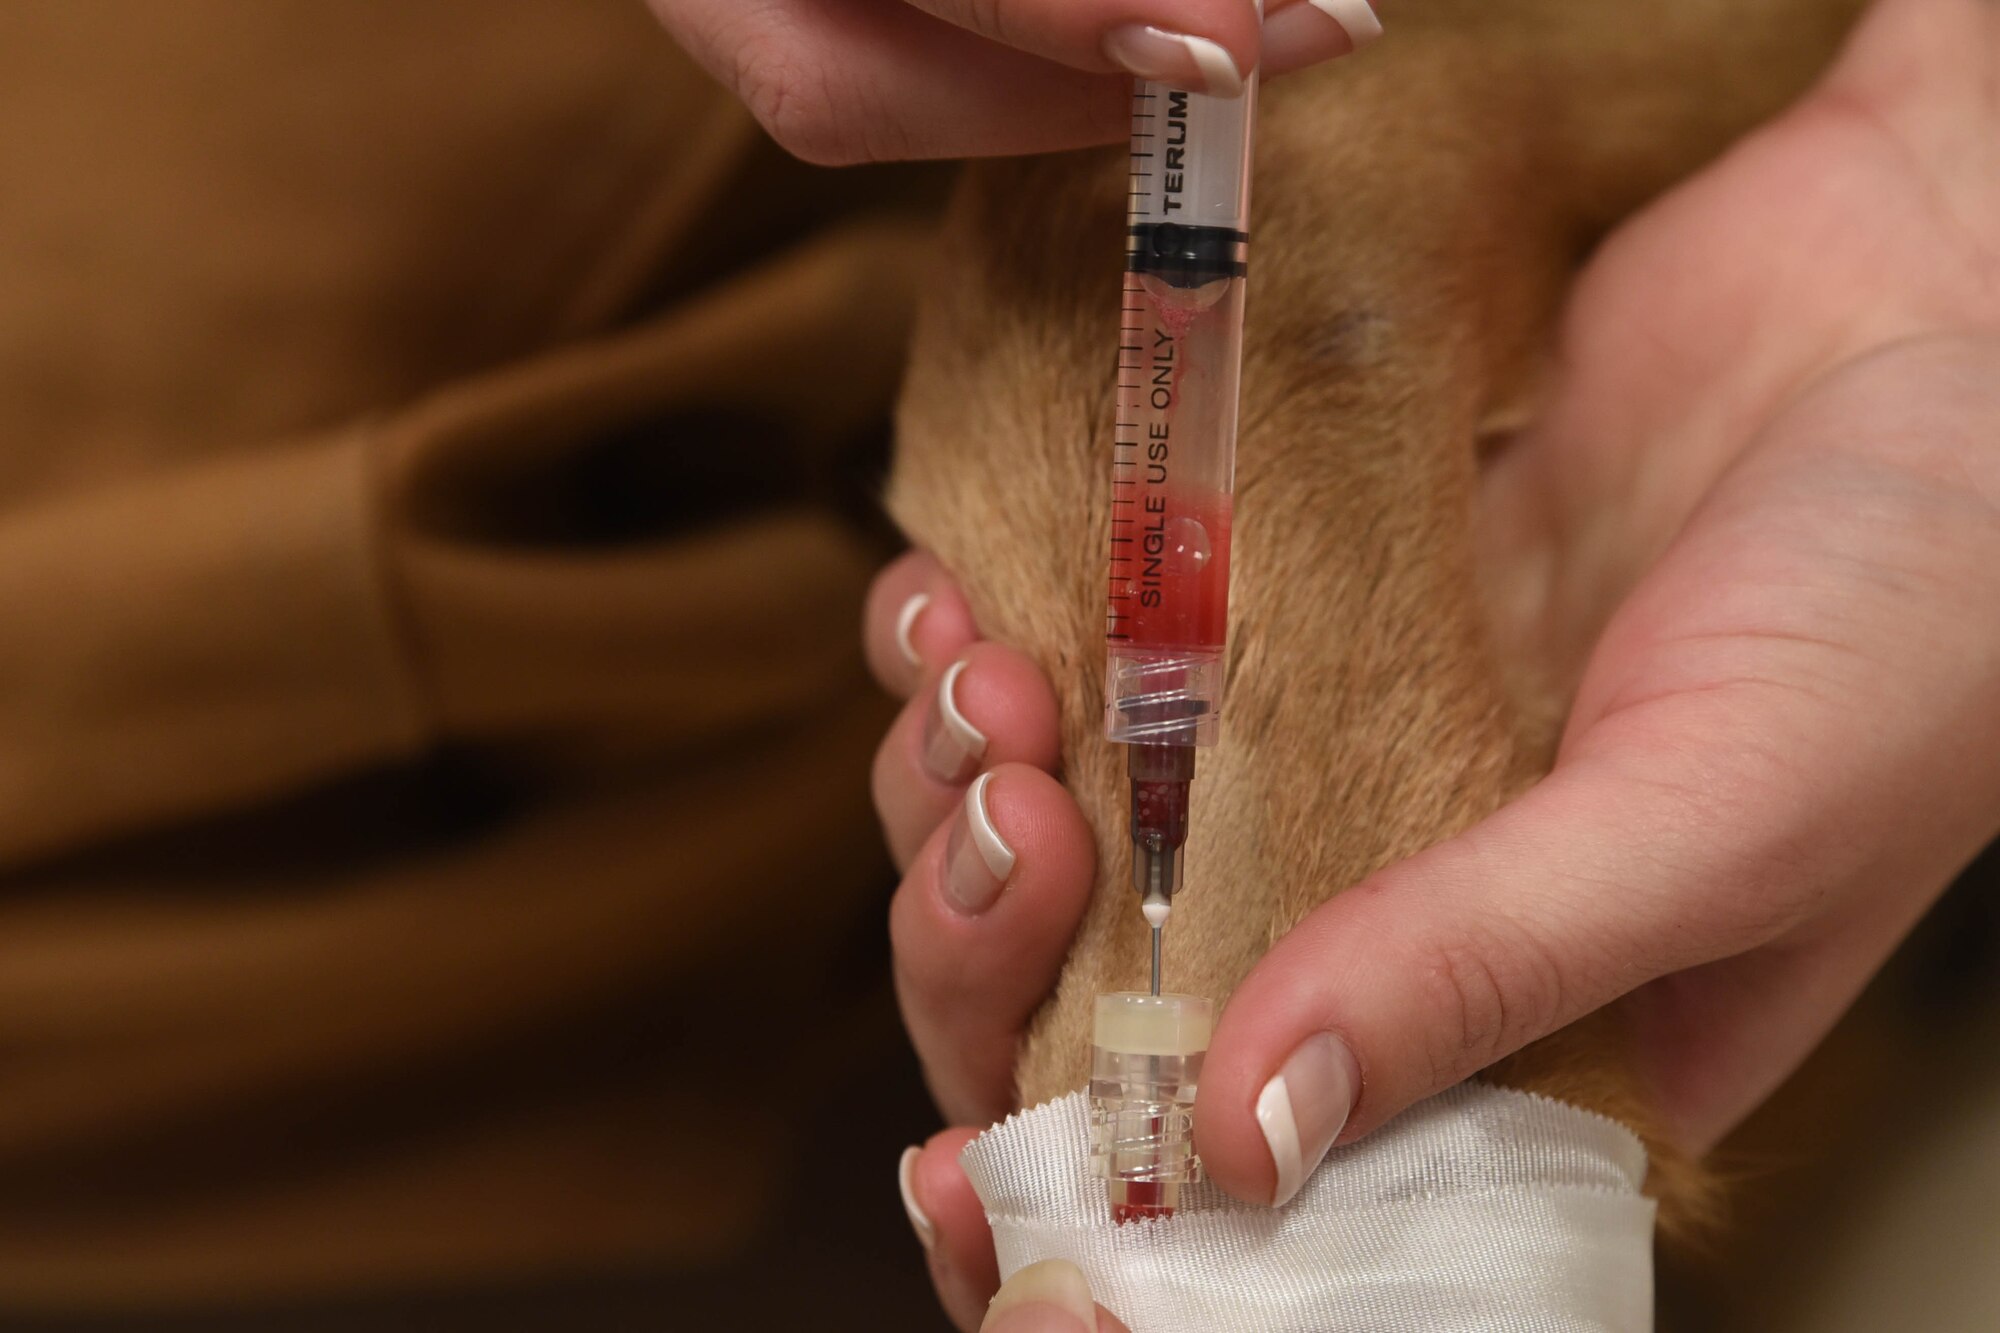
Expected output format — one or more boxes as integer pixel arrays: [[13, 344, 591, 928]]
[[1261, 0, 1381, 74], [984, 1259, 1096, 1333], [1310, 0, 1384, 46], [1255, 1031, 1360, 1206], [894, 593, 930, 670], [1103, 24, 1246, 97], [944, 772, 1016, 915], [921, 659, 987, 783], [898, 1147, 936, 1253]]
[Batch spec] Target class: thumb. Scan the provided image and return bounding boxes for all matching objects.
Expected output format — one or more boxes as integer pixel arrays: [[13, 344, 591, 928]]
[[1193, 686, 1888, 1207], [981, 1260, 1131, 1333]]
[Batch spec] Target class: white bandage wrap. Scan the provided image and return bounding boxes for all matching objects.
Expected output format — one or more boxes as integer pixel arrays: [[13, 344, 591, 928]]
[[961, 1082, 1656, 1333]]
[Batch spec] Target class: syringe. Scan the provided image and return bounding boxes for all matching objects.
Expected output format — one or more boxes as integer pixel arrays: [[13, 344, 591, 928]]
[[1103, 66, 1256, 995]]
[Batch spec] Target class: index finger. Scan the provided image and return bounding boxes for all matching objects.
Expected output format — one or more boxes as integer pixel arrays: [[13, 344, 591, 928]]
[[902, 0, 1264, 95]]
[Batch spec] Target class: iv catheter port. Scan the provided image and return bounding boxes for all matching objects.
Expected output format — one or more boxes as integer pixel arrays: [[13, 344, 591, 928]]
[[1090, 992, 1213, 1223]]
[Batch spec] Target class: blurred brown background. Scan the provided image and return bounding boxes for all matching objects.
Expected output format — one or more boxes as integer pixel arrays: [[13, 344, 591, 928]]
[[0, 3, 1992, 1330], [0, 0, 944, 1326]]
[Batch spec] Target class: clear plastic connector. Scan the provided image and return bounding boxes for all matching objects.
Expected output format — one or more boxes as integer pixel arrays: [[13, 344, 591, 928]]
[[1088, 991, 1214, 1223]]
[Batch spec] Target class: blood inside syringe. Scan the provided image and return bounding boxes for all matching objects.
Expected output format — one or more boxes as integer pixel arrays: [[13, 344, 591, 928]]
[[1118, 489, 1231, 650], [1109, 272, 1237, 657]]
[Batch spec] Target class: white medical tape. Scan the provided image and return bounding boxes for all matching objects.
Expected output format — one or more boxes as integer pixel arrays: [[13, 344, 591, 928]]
[[961, 1081, 1656, 1333]]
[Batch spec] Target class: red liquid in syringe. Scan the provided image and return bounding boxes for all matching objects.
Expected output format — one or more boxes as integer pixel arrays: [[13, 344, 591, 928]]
[[1114, 490, 1231, 651], [1107, 272, 1240, 659]]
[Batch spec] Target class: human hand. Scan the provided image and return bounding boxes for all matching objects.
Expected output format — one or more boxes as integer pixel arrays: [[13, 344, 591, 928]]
[[899, 1133, 1131, 1331], [1192, 0, 2000, 1194], [874, 0, 2000, 1315], [865, 551, 1103, 1328], [645, 0, 1381, 163]]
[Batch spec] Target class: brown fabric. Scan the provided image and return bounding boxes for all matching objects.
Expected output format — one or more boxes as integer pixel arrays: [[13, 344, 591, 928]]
[[0, 0, 934, 1309]]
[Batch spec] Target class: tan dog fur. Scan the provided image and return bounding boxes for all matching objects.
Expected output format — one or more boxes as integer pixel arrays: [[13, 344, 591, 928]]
[[890, 0, 1868, 1222]]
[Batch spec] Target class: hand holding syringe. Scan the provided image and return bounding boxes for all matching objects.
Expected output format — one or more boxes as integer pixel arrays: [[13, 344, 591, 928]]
[[647, 0, 1371, 162]]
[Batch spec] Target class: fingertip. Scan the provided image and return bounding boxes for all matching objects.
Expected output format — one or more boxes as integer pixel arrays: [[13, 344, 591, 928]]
[[1196, 911, 1374, 1206], [979, 765, 1096, 919], [911, 585, 980, 682], [898, 1145, 938, 1253], [864, 551, 978, 697], [916, 1128, 985, 1233], [1261, 0, 1382, 79], [901, 763, 1095, 985], [949, 762, 1097, 976], [949, 643, 1062, 774], [983, 1259, 1098, 1332], [916, 1137, 1129, 1333], [917, 1129, 1002, 1330], [1193, 999, 1286, 1206], [895, 592, 933, 671], [890, 764, 1096, 1123], [927, 0, 1264, 92], [873, 641, 1067, 870]]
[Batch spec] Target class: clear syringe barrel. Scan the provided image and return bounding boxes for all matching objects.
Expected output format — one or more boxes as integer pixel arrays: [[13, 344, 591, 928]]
[[1104, 76, 1255, 748]]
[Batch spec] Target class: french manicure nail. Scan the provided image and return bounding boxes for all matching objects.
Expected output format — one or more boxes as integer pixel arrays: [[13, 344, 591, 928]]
[[944, 772, 1016, 915], [1103, 23, 1246, 97], [1255, 1031, 1360, 1206], [921, 659, 987, 783], [1309, 0, 1384, 46], [894, 593, 930, 670], [985, 1259, 1097, 1332], [1260, 0, 1381, 74], [898, 1146, 936, 1253]]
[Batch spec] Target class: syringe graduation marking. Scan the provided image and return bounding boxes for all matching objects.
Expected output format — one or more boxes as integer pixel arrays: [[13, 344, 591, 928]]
[[1106, 272, 1234, 652]]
